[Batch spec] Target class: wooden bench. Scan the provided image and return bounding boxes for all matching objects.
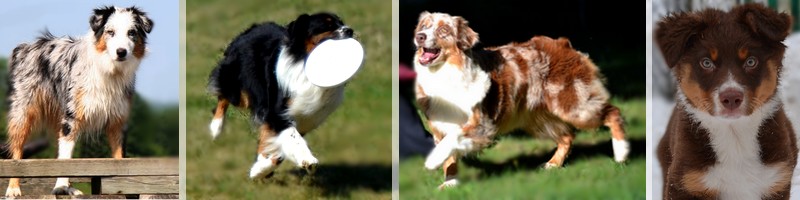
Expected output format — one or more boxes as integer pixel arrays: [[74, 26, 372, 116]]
[[0, 158, 178, 199]]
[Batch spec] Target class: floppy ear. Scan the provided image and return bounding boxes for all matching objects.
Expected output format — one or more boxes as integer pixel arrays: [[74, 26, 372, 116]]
[[454, 16, 478, 50], [734, 3, 792, 43], [90, 6, 116, 33], [287, 14, 310, 38], [418, 11, 431, 22], [128, 6, 154, 34], [655, 11, 708, 68]]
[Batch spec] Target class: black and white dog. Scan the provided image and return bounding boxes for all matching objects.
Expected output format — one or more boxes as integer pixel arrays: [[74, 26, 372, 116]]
[[5, 6, 152, 196], [207, 12, 355, 179]]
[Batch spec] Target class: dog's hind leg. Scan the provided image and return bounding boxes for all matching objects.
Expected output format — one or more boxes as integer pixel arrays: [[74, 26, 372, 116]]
[[249, 124, 284, 179], [209, 98, 229, 139], [544, 131, 575, 169], [4, 108, 34, 197], [602, 104, 629, 163], [52, 122, 83, 195]]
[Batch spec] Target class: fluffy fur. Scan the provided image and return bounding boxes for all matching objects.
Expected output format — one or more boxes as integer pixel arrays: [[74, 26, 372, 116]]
[[4, 6, 153, 196], [413, 12, 629, 189], [206, 12, 355, 179], [656, 4, 797, 200]]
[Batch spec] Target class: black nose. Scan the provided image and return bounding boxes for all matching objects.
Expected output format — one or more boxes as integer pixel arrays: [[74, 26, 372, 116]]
[[116, 48, 127, 58], [342, 27, 354, 38], [415, 33, 426, 46], [720, 89, 744, 110], [335, 26, 354, 39]]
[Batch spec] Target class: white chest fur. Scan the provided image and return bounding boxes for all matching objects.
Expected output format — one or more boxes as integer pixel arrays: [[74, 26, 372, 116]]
[[77, 65, 134, 132], [415, 60, 490, 136], [682, 94, 784, 200]]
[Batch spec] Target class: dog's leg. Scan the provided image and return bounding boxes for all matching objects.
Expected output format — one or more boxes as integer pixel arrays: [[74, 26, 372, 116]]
[[52, 123, 83, 196], [106, 118, 126, 159], [277, 127, 318, 170], [5, 112, 33, 197], [249, 124, 284, 179], [425, 133, 458, 170], [545, 131, 575, 169], [209, 98, 229, 139], [603, 105, 629, 163], [439, 156, 459, 189]]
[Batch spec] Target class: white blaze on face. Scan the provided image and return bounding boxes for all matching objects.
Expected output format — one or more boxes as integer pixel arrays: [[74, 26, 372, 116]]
[[713, 73, 746, 118], [104, 10, 136, 62]]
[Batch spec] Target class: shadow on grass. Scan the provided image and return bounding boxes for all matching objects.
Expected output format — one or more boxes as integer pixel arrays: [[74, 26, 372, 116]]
[[278, 163, 391, 198], [462, 137, 646, 178]]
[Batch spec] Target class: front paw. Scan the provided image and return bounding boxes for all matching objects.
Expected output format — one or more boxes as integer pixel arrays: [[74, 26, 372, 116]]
[[5, 187, 21, 197], [437, 179, 458, 190], [52, 186, 83, 195], [297, 154, 319, 171]]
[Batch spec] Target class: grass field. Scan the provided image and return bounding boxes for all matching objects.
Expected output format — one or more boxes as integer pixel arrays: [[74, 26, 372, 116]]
[[399, 98, 646, 199], [185, 0, 392, 199]]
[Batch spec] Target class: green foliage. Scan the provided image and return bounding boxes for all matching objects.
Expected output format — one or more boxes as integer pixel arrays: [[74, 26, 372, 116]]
[[400, 98, 646, 199], [185, 0, 392, 199]]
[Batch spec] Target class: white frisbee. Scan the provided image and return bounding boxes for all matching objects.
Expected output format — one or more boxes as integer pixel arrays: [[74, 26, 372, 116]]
[[304, 38, 365, 87]]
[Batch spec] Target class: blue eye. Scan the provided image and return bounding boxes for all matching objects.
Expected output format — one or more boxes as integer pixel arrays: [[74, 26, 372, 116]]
[[700, 58, 714, 69], [744, 56, 758, 69]]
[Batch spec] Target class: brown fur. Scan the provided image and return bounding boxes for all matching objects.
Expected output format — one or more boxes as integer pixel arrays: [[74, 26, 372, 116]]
[[656, 3, 797, 199], [95, 35, 107, 52], [133, 36, 146, 59], [305, 31, 334, 53]]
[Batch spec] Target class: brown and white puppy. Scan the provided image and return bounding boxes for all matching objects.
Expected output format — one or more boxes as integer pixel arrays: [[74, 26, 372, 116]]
[[413, 11, 629, 189], [656, 4, 797, 200]]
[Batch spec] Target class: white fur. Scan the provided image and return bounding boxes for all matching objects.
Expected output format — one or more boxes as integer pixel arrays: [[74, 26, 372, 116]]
[[54, 139, 82, 195], [439, 178, 458, 189], [209, 118, 223, 139], [275, 47, 344, 133], [103, 11, 136, 61], [5, 187, 20, 197], [249, 153, 281, 179], [713, 74, 746, 116], [679, 89, 783, 200], [275, 127, 318, 168], [612, 138, 630, 163], [424, 131, 476, 170]]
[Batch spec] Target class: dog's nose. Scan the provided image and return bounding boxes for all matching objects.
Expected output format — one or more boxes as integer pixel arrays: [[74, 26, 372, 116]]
[[720, 89, 744, 110], [116, 48, 127, 58], [415, 33, 426, 46], [335, 26, 354, 38]]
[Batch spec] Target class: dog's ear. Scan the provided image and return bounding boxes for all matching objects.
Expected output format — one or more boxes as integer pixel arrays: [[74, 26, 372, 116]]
[[734, 3, 792, 43], [128, 6, 154, 34], [287, 14, 311, 38], [90, 6, 116, 33], [453, 16, 479, 50], [655, 11, 710, 68], [418, 11, 431, 22]]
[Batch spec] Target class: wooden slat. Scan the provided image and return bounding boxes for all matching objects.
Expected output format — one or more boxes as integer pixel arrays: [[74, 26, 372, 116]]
[[139, 194, 179, 199], [0, 178, 90, 195], [12, 195, 127, 199], [100, 176, 178, 194], [0, 158, 178, 177]]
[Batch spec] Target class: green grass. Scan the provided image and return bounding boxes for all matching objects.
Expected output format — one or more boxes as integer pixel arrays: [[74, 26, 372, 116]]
[[185, 0, 391, 199], [399, 98, 646, 199]]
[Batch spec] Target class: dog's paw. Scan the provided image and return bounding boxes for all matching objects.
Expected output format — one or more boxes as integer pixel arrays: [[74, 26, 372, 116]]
[[543, 162, 562, 169], [209, 118, 223, 139], [5, 187, 21, 197], [51, 186, 83, 195], [437, 179, 458, 190], [612, 138, 630, 163], [297, 155, 319, 170]]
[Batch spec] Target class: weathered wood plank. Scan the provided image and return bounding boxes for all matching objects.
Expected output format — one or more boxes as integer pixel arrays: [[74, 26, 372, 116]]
[[100, 176, 178, 195], [11, 195, 127, 199], [138, 194, 179, 199], [0, 158, 178, 177], [0, 178, 90, 195]]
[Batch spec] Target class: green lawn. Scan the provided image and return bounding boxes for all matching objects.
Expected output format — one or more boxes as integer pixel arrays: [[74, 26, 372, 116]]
[[185, 0, 392, 199], [400, 98, 646, 199]]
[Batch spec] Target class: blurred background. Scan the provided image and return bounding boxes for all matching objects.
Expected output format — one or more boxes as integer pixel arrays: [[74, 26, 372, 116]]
[[399, 0, 646, 199], [0, 1, 179, 158], [650, 0, 800, 198], [185, 0, 391, 199]]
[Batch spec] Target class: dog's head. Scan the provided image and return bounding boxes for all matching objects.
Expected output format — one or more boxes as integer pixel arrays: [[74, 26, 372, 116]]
[[90, 6, 153, 64], [413, 11, 479, 67], [656, 3, 791, 118], [286, 12, 353, 60]]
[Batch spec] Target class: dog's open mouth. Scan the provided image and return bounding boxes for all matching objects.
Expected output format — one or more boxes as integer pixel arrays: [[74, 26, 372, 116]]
[[418, 47, 441, 65]]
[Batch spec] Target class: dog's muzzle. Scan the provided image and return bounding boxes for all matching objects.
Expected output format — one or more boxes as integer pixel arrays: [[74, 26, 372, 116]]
[[334, 26, 354, 39]]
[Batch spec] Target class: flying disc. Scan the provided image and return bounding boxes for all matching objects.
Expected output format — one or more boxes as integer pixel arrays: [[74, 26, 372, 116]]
[[305, 38, 365, 87]]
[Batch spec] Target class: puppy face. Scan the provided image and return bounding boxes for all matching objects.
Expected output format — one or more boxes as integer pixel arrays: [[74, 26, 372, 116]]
[[91, 6, 153, 63], [656, 4, 791, 118], [413, 11, 478, 67], [287, 12, 353, 54]]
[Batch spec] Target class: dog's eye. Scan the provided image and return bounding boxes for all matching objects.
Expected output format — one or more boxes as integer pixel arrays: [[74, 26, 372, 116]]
[[744, 56, 758, 69], [700, 58, 715, 69], [128, 30, 136, 37], [106, 30, 115, 36]]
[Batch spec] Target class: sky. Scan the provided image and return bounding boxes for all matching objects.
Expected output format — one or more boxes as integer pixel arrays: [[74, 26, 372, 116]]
[[0, 1, 179, 105]]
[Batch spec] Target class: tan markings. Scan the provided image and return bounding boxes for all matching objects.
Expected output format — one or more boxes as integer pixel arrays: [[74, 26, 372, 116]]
[[677, 64, 711, 113], [257, 124, 277, 154], [95, 35, 107, 52], [710, 48, 718, 61], [133, 36, 146, 59], [429, 121, 444, 144], [445, 48, 463, 67], [462, 108, 483, 133], [415, 84, 429, 111], [305, 31, 335, 53], [105, 116, 126, 159], [682, 170, 719, 198], [546, 132, 574, 167], [752, 60, 778, 114], [767, 162, 793, 196], [213, 98, 229, 120], [442, 155, 458, 179], [603, 105, 627, 140], [239, 91, 250, 108], [738, 48, 748, 60], [74, 89, 86, 124]]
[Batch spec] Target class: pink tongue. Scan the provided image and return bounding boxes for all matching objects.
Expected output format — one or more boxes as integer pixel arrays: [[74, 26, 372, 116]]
[[420, 52, 437, 63]]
